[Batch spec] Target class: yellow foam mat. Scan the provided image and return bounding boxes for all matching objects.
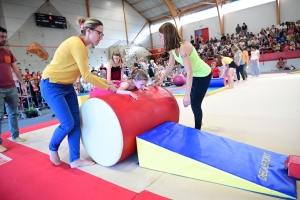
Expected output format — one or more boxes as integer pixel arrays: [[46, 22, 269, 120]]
[[290, 70, 300, 74], [137, 138, 295, 199], [78, 95, 89, 106]]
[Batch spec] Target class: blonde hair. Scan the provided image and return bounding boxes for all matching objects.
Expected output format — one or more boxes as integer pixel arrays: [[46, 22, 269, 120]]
[[231, 46, 240, 53], [217, 55, 224, 66], [130, 69, 148, 82], [76, 17, 103, 35]]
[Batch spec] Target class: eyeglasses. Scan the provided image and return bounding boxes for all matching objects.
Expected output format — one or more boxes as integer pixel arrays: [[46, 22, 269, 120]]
[[93, 29, 104, 37]]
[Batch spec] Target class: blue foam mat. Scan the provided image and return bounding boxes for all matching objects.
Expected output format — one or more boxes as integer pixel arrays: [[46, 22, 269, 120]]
[[170, 86, 222, 95], [137, 122, 297, 199]]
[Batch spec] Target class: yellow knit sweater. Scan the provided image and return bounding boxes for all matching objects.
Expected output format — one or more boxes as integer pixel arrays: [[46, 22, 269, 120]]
[[42, 36, 109, 90]]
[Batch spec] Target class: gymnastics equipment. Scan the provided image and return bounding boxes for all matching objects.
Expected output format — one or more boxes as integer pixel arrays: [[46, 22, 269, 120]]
[[209, 77, 226, 87], [173, 74, 186, 86], [80, 86, 179, 167], [77, 93, 89, 106], [137, 122, 298, 199], [285, 155, 300, 179]]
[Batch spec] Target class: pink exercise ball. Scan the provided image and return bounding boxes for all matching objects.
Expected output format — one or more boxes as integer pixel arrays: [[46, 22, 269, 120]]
[[173, 74, 186, 86]]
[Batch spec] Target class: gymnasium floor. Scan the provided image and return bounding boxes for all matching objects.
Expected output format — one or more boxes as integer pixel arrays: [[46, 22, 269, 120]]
[[1, 72, 300, 200]]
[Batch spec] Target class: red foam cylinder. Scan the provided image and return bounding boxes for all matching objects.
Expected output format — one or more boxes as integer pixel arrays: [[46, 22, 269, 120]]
[[80, 86, 179, 166]]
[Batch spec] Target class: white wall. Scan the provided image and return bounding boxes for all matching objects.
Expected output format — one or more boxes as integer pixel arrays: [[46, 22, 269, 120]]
[[5, 2, 82, 73], [182, 17, 220, 41], [135, 24, 151, 49], [150, 0, 300, 50], [0, 0, 149, 71], [89, 0, 148, 48], [50, 0, 87, 33], [151, 32, 162, 49], [0, 0, 45, 38], [280, 0, 300, 23], [225, 2, 276, 35]]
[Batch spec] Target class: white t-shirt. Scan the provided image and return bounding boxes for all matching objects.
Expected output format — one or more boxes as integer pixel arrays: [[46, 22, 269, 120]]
[[239, 41, 245, 47], [280, 25, 287, 29], [251, 50, 260, 60]]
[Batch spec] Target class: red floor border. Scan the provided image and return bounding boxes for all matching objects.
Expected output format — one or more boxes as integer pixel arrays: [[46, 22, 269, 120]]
[[2, 119, 170, 200]]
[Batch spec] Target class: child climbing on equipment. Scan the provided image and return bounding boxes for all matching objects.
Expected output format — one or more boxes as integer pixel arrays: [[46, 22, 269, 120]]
[[90, 69, 149, 100], [217, 55, 238, 89]]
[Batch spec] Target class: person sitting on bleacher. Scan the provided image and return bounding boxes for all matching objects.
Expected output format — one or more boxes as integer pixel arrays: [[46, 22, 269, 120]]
[[99, 67, 107, 79], [280, 36, 286, 45], [289, 41, 296, 50], [283, 42, 290, 52], [276, 57, 286, 70], [275, 42, 281, 52]]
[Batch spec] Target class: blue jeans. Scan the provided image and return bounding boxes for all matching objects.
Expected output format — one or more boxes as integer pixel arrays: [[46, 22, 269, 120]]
[[40, 79, 80, 162], [0, 87, 20, 144]]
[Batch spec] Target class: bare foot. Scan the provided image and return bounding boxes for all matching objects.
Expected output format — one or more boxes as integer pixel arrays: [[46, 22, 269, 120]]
[[229, 86, 234, 89], [70, 159, 95, 168], [0, 145, 7, 153], [49, 150, 60, 165], [13, 137, 26, 142]]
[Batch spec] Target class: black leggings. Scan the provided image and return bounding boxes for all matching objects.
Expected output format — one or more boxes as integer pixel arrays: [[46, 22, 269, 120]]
[[236, 64, 246, 80], [190, 72, 212, 130]]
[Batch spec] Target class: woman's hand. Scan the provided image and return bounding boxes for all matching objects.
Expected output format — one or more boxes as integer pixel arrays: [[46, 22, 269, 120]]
[[108, 84, 118, 93], [183, 95, 191, 107], [106, 80, 114, 85], [130, 92, 139, 100]]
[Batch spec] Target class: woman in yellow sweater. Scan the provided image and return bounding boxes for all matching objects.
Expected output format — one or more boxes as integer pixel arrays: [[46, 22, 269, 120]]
[[40, 17, 117, 168]]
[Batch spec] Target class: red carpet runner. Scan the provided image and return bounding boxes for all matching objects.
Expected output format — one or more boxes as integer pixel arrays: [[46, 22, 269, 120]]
[[0, 120, 169, 200]]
